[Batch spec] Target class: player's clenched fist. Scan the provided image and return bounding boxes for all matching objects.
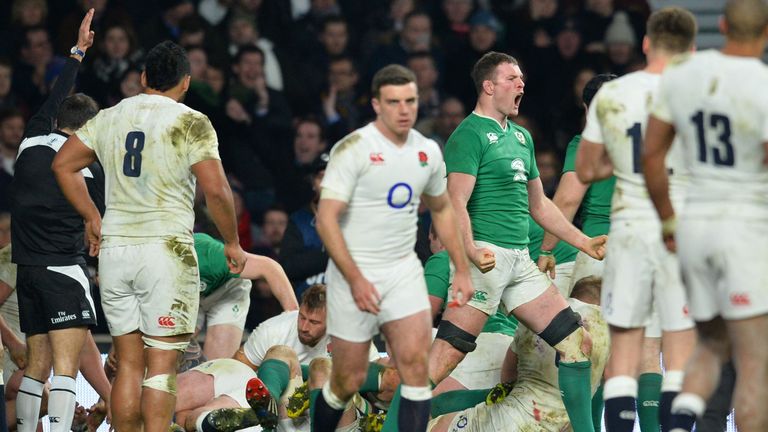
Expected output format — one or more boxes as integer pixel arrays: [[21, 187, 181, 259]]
[[469, 246, 496, 273]]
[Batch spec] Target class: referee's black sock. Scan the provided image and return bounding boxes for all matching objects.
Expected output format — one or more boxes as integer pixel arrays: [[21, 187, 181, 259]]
[[311, 383, 346, 432], [398, 385, 432, 432]]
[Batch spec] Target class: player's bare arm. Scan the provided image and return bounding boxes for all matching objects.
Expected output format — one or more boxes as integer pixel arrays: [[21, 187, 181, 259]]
[[499, 346, 519, 384], [446, 172, 496, 273], [316, 195, 381, 314], [192, 159, 246, 273], [538, 171, 589, 276], [52, 134, 101, 256], [240, 253, 299, 310], [642, 115, 677, 252], [233, 346, 259, 371], [575, 138, 614, 183], [422, 192, 474, 307], [528, 177, 606, 260]]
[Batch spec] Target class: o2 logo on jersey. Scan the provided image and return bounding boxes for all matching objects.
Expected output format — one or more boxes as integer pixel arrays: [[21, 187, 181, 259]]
[[510, 158, 527, 182], [387, 182, 413, 209]]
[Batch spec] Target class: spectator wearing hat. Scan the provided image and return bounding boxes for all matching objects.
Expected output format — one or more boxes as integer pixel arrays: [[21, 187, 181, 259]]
[[444, 9, 505, 109], [604, 11, 643, 75], [579, 0, 645, 55], [506, 0, 562, 60], [279, 152, 330, 297], [139, 0, 195, 50]]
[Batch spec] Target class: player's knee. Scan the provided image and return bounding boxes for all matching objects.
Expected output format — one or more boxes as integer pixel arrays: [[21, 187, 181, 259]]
[[142, 335, 189, 352], [265, 345, 300, 375], [435, 320, 477, 354], [142, 373, 177, 395], [539, 307, 590, 363], [308, 357, 332, 388]]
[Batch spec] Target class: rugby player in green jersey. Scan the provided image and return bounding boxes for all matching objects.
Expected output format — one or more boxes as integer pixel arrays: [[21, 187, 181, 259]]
[[431, 51, 607, 432]]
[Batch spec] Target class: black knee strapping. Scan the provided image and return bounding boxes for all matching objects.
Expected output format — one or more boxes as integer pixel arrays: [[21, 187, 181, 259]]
[[538, 307, 582, 346], [435, 320, 477, 354]]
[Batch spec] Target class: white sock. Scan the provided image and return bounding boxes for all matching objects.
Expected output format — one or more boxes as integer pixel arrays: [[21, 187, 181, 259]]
[[603, 375, 638, 399], [195, 410, 212, 432], [16, 376, 44, 432], [48, 375, 77, 432], [662, 370, 684, 392], [671, 392, 705, 417], [322, 381, 349, 410], [400, 385, 432, 401]]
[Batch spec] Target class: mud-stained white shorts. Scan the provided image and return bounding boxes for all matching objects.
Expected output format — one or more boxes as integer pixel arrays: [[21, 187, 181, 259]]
[[678, 218, 768, 321], [197, 278, 252, 330], [464, 242, 551, 316], [192, 358, 257, 408], [427, 397, 569, 432], [601, 220, 693, 332], [99, 238, 200, 337], [552, 261, 575, 298], [326, 253, 429, 342], [449, 332, 514, 390]]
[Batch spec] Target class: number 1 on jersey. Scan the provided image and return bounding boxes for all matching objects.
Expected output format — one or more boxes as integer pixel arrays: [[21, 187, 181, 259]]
[[627, 122, 642, 173], [123, 131, 145, 177]]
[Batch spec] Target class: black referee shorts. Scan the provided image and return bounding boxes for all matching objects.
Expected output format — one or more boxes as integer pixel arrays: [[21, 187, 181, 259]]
[[17, 264, 97, 335]]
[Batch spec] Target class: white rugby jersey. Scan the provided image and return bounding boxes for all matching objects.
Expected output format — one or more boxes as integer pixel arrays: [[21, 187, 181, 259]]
[[583, 71, 688, 221], [321, 123, 446, 267], [77, 93, 220, 243], [243, 310, 379, 366], [652, 50, 768, 220], [506, 299, 608, 430]]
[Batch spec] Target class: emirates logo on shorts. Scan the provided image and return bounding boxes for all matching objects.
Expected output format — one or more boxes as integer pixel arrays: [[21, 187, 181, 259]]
[[158, 316, 176, 328]]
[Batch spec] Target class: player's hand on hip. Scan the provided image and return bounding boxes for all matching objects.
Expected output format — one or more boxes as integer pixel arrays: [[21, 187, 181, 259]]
[[469, 246, 496, 273], [85, 216, 102, 257], [537, 254, 556, 279], [449, 270, 475, 308], [350, 275, 381, 314], [77, 8, 96, 50], [224, 242, 247, 274], [581, 235, 607, 260]]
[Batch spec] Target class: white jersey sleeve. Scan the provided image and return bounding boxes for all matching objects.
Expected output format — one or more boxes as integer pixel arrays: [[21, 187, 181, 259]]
[[650, 72, 673, 124], [581, 94, 605, 145], [321, 133, 366, 202], [422, 141, 447, 197], [242, 317, 276, 367]]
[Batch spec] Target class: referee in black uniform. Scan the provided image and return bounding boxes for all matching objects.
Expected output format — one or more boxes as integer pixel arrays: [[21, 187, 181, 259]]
[[8, 10, 104, 432]]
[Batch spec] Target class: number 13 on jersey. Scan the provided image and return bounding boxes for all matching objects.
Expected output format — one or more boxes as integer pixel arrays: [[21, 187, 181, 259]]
[[123, 131, 145, 177]]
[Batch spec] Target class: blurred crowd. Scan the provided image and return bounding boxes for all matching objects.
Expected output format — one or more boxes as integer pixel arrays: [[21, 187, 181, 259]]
[[0, 0, 652, 328]]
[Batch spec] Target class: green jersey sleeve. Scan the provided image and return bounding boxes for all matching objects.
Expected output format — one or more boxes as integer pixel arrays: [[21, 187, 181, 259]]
[[424, 251, 450, 302], [444, 125, 482, 176], [523, 127, 539, 181], [194, 233, 239, 296], [562, 135, 580, 173]]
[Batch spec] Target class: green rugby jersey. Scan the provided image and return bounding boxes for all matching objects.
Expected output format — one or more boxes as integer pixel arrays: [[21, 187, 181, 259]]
[[424, 250, 518, 336], [445, 113, 539, 249], [194, 232, 240, 297], [562, 135, 615, 237]]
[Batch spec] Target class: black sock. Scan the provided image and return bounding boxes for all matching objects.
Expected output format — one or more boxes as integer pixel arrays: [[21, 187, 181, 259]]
[[669, 409, 696, 432], [0, 385, 6, 432], [659, 391, 677, 431], [398, 397, 431, 432], [604, 396, 636, 432], [697, 361, 736, 432], [311, 389, 345, 432]]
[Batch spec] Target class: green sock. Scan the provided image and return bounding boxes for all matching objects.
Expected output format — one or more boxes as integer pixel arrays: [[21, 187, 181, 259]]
[[381, 385, 401, 432], [309, 388, 320, 431], [431, 389, 489, 416], [591, 382, 604, 432], [360, 362, 384, 393], [257, 359, 291, 399], [559, 360, 594, 432], [301, 364, 310, 381], [637, 372, 662, 432]]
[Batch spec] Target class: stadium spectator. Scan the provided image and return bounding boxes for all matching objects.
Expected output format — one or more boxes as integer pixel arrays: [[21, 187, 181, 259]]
[[13, 26, 66, 112], [367, 10, 444, 79], [139, 0, 195, 49], [407, 51, 443, 122], [320, 56, 368, 142], [226, 13, 284, 91]]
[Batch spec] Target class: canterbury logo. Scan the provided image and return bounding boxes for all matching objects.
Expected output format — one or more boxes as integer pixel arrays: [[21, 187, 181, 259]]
[[157, 316, 176, 328], [730, 293, 751, 306]]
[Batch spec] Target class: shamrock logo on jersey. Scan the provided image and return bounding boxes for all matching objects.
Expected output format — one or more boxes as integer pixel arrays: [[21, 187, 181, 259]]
[[511, 158, 527, 182], [514, 131, 526, 145], [486, 132, 498, 144], [418, 151, 428, 167]]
